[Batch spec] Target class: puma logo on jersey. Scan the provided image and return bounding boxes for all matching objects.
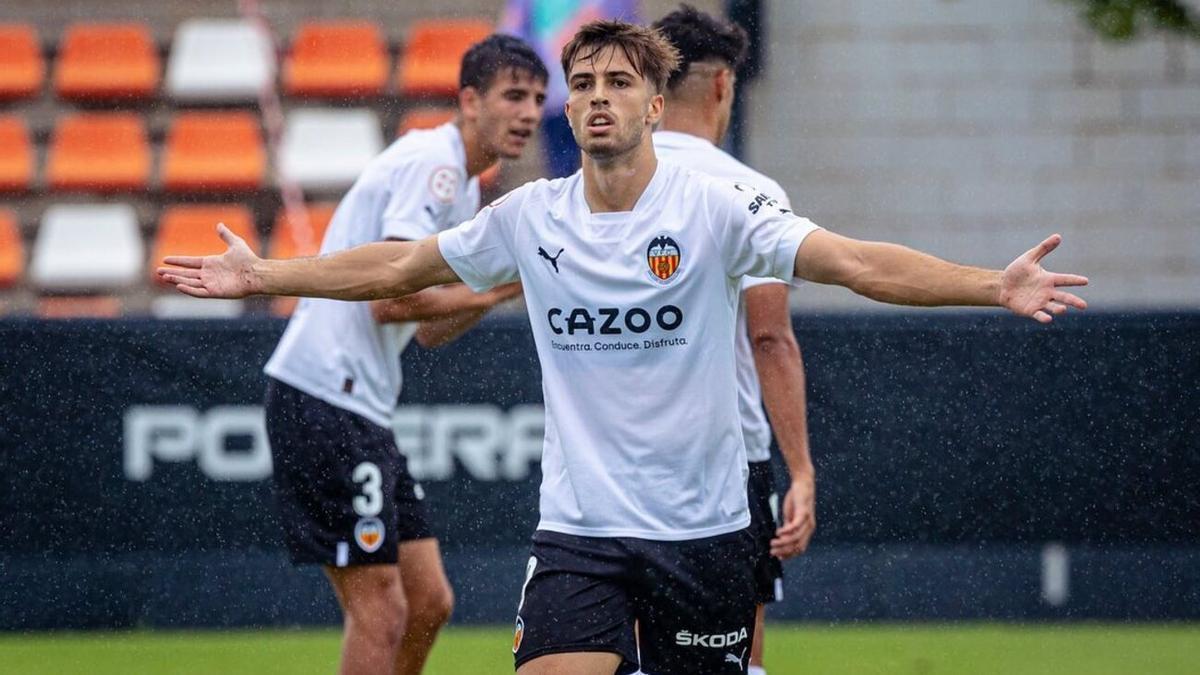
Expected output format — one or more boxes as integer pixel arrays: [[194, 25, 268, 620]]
[[725, 648, 747, 668], [537, 246, 564, 273]]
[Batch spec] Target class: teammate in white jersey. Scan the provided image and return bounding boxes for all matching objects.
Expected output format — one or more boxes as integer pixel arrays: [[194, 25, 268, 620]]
[[160, 20, 1089, 675], [652, 7, 816, 674], [261, 35, 547, 675]]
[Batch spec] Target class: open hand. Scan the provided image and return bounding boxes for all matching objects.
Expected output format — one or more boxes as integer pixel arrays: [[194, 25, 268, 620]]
[[1000, 234, 1088, 323], [156, 224, 261, 299], [770, 475, 816, 560]]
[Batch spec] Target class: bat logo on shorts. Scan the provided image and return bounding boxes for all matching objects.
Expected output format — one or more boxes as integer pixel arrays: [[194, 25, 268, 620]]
[[512, 616, 525, 653], [354, 517, 385, 553]]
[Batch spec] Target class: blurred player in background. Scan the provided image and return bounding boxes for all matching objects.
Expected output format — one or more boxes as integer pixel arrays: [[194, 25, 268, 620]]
[[652, 7, 817, 674], [500, 0, 639, 177], [261, 35, 547, 675]]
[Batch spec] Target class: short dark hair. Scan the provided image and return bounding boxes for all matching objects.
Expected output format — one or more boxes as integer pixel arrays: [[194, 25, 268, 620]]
[[560, 20, 681, 93], [653, 4, 748, 90], [460, 34, 549, 92]]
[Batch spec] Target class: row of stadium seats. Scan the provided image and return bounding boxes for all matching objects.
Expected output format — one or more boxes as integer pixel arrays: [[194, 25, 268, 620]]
[[0, 203, 334, 317], [0, 18, 492, 102], [1, 15, 503, 316], [0, 105, 498, 317], [0, 107, 489, 193]]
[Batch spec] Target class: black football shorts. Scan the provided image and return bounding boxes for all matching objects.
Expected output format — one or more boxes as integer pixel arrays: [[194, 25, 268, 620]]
[[264, 378, 432, 567], [747, 460, 785, 603], [512, 528, 758, 674]]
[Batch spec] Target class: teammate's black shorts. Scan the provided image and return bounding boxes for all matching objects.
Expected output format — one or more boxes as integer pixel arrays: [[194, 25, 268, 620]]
[[747, 460, 785, 604], [264, 378, 432, 567], [512, 528, 758, 674]]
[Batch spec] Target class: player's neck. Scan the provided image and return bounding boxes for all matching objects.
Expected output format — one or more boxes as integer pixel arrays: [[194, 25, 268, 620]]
[[456, 119, 499, 178], [658, 107, 721, 146], [581, 138, 658, 213]]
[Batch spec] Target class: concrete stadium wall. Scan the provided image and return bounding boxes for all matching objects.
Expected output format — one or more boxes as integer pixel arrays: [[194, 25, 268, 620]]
[[750, 0, 1200, 311]]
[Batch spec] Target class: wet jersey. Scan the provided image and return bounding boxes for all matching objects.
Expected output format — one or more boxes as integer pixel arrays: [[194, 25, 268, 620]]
[[654, 130, 795, 463], [437, 160, 819, 540], [265, 123, 480, 427]]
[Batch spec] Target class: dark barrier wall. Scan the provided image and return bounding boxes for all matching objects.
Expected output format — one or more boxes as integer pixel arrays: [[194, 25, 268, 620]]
[[0, 313, 1197, 628]]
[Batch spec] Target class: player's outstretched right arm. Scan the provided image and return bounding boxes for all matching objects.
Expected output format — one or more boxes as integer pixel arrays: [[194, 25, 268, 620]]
[[157, 223, 461, 300]]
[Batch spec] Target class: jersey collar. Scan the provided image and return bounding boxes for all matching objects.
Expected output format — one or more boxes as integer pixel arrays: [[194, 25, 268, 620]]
[[652, 130, 715, 151], [440, 122, 468, 173]]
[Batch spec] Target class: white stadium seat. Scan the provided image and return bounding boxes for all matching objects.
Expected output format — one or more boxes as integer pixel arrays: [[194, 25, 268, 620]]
[[166, 19, 275, 102], [30, 203, 143, 291], [277, 108, 383, 191], [151, 295, 245, 319]]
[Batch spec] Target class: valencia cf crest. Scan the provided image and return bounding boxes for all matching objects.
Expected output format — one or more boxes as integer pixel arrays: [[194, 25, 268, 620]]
[[646, 235, 682, 283], [354, 517, 385, 553], [512, 616, 525, 653]]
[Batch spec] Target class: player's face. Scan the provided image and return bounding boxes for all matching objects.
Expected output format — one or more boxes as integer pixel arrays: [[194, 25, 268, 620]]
[[565, 46, 663, 161], [476, 68, 547, 160]]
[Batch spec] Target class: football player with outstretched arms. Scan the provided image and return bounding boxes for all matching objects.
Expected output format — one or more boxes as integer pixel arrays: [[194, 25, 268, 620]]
[[161, 20, 1086, 675]]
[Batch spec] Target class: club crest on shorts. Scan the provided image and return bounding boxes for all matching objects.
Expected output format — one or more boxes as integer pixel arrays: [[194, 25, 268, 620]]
[[646, 235, 682, 283], [512, 616, 525, 653], [354, 517, 385, 553]]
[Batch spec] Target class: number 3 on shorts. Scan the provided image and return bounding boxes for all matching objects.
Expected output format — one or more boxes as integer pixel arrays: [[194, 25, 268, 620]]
[[352, 461, 383, 517]]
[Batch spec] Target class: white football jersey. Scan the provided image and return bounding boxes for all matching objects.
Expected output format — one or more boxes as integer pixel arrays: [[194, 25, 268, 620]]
[[265, 123, 481, 427], [654, 131, 795, 464], [437, 160, 819, 540]]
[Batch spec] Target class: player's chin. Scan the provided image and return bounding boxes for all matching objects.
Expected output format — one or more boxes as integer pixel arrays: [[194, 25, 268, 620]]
[[497, 142, 525, 160], [581, 138, 619, 158]]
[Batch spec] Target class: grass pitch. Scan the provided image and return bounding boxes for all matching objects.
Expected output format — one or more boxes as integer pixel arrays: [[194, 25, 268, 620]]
[[0, 623, 1197, 674]]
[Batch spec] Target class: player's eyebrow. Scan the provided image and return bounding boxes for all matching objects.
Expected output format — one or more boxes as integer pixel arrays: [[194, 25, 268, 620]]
[[569, 69, 637, 84], [602, 69, 636, 81]]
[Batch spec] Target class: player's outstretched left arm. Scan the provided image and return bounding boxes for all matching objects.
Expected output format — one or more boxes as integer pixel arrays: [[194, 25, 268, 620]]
[[157, 223, 461, 301], [794, 231, 1088, 322], [744, 283, 817, 560]]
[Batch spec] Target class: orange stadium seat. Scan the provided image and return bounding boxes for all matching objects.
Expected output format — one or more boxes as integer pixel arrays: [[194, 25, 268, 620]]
[[284, 21, 388, 98], [0, 24, 44, 100], [270, 203, 335, 259], [397, 107, 455, 134], [0, 209, 23, 288], [37, 296, 122, 318], [396, 19, 492, 98], [268, 203, 336, 316], [396, 108, 499, 189], [47, 113, 150, 192], [0, 116, 34, 192], [151, 205, 259, 284], [54, 23, 160, 100], [161, 111, 265, 192]]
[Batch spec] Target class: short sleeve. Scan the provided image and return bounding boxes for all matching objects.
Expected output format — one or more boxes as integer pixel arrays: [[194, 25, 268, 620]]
[[436, 187, 526, 292], [740, 276, 787, 292], [706, 178, 821, 282], [381, 159, 467, 241], [763, 177, 793, 212]]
